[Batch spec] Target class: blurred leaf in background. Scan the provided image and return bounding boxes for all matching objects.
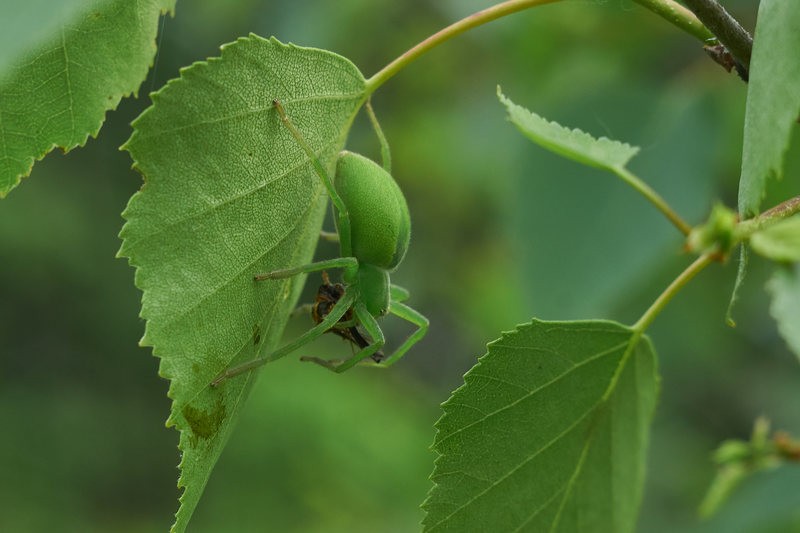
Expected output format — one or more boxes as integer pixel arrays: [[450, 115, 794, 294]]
[[1, 0, 798, 531], [0, 0, 175, 197], [192, 355, 437, 532], [0, 0, 87, 72]]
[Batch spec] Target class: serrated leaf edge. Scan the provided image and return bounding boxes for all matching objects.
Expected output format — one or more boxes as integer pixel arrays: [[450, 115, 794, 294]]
[[497, 86, 640, 173], [116, 34, 368, 532], [0, 0, 175, 199], [421, 318, 652, 532]]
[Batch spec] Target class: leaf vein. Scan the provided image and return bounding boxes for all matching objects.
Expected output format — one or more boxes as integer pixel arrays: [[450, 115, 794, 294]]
[[436, 340, 627, 447], [429, 401, 599, 532], [133, 92, 363, 141], [145, 179, 323, 333], [123, 156, 315, 250]]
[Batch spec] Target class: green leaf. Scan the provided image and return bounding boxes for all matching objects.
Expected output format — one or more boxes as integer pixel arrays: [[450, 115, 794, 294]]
[[192, 359, 435, 531], [699, 462, 750, 519], [118, 36, 366, 532], [700, 467, 800, 532], [0, 0, 175, 198], [767, 264, 800, 360], [423, 319, 659, 533], [700, 417, 777, 518], [750, 216, 800, 262], [737, 0, 800, 217], [0, 0, 88, 72], [498, 88, 640, 173]]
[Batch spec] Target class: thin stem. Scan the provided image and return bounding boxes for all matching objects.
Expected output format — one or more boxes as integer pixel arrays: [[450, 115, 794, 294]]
[[680, 0, 752, 69], [632, 253, 714, 333], [366, 0, 560, 94], [366, 0, 712, 95], [633, 0, 715, 43], [760, 195, 800, 221], [737, 195, 800, 237], [614, 167, 693, 236]]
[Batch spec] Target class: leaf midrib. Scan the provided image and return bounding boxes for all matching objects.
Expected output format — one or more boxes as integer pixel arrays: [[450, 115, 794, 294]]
[[143, 177, 324, 335], [177, 180, 325, 406]]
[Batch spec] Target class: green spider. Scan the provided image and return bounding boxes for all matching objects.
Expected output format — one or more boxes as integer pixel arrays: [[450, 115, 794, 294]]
[[211, 99, 428, 386]]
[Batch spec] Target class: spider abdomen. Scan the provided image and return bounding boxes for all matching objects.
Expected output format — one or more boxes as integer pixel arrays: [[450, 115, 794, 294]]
[[334, 151, 411, 271]]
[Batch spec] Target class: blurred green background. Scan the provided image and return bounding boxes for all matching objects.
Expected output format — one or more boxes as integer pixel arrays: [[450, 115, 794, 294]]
[[2, 0, 799, 531]]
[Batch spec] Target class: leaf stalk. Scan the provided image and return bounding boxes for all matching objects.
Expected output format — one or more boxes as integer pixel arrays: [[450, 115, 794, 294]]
[[366, 0, 559, 94], [614, 167, 693, 236], [632, 0, 715, 43], [633, 253, 714, 333], [366, 0, 712, 94]]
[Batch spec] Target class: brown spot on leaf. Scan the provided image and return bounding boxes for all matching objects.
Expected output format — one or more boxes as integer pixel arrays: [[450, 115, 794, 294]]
[[181, 397, 226, 440]]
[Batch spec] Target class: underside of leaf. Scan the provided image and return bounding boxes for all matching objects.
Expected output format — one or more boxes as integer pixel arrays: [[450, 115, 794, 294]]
[[423, 319, 658, 533], [118, 36, 366, 532]]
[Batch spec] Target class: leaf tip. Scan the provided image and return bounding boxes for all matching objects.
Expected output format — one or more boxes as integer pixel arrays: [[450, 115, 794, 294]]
[[496, 84, 506, 101]]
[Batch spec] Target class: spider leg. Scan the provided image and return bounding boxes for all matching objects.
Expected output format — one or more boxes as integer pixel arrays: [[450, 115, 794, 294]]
[[365, 99, 391, 173], [379, 301, 429, 367], [210, 289, 357, 386], [254, 257, 357, 281], [389, 284, 410, 303], [273, 99, 353, 257], [301, 301, 385, 373]]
